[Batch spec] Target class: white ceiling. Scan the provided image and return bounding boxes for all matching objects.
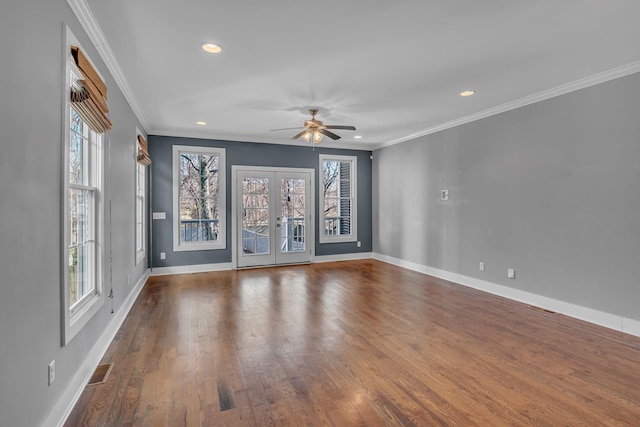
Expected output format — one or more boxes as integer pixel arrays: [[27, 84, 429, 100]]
[[81, 0, 640, 150]]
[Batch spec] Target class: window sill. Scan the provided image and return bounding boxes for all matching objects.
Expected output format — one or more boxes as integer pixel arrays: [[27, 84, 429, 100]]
[[319, 236, 357, 244], [173, 242, 227, 252], [65, 292, 104, 345]]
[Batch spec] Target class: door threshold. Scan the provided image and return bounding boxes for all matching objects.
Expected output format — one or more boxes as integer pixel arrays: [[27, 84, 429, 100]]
[[236, 261, 312, 270]]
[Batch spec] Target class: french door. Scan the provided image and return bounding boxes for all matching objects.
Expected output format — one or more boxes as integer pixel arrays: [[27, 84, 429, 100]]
[[234, 167, 313, 268]]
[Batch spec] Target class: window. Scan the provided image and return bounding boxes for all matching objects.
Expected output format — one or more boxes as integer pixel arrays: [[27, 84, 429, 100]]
[[173, 145, 226, 251], [135, 133, 146, 264], [62, 29, 104, 344], [319, 154, 357, 243], [68, 109, 99, 310]]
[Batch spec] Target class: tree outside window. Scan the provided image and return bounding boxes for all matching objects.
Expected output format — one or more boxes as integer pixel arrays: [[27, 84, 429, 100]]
[[173, 146, 226, 251]]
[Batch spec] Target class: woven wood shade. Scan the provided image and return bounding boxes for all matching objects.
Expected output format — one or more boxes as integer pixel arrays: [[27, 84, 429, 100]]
[[137, 135, 152, 165], [70, 46, 112, 133]]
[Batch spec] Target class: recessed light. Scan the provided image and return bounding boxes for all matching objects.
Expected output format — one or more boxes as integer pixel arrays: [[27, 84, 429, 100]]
[[201, 43, 222, 54], [460, 90, 475, 97], [354, 136, 363, 139], [196, 121, 207, 125]]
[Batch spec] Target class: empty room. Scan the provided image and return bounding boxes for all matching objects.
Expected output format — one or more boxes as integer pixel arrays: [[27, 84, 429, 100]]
[[1, 1, 640, 426]]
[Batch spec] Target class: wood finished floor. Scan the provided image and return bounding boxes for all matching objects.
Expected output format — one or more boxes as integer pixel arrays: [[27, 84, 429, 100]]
[[65, 260, 640, 426]]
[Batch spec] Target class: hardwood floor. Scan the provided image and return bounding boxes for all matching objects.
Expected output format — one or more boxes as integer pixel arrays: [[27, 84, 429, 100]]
[[65, 260, 640, 426]]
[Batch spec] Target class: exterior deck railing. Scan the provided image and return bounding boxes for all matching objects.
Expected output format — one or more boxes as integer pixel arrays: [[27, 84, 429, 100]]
[[180, 219, 218, 242]]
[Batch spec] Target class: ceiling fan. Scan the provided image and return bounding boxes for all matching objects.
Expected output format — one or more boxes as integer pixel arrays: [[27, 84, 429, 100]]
[[272, 109, 356, 143]]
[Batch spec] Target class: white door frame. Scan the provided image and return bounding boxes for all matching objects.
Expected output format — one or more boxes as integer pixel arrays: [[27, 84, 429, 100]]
[[231, 165, 315, 269]]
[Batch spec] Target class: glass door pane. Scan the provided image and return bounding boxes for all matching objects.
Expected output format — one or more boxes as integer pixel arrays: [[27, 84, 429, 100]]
[[280, 178, 306, 254], [242, 177, 270, 255], [275, 171, 311, 265]]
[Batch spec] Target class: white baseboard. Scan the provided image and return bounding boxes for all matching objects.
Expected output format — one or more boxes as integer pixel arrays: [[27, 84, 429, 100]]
[[149, 255, 375, 274], [150, 262, 234, 276], [44, 270, 150, 427], [313, 252, 373, 263], [622, 317, 640, 337], [373, 253, 640, 338]]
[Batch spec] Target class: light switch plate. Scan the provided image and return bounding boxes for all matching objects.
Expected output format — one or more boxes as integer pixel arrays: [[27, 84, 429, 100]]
[[48, 360, 55, 386], [440, 189, 449, 201]]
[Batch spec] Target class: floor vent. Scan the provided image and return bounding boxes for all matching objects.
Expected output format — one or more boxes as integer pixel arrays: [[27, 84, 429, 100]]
[[87, 363, 113, 387], [528, 306, 558, 315]]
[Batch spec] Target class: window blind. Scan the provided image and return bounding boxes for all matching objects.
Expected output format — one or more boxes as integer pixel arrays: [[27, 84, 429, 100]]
[[70, 46, 112, 133], [137, 135, 152, 165]]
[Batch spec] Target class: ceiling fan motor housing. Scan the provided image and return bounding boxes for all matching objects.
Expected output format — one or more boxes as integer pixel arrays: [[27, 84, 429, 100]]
[[304, 119, 323, 128]]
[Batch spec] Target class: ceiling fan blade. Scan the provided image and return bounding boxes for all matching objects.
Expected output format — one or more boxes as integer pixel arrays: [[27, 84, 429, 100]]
[[319, 129, 341, 140], [271, 127, 304, 131], [324, 125, 356, 131], [292, 129, 309, 140]]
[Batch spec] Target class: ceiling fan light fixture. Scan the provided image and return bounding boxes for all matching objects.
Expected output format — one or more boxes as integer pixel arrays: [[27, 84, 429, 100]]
[[274, 109, 354, 143], [201, 42, 222, 54], [303, 130, 323, 143]]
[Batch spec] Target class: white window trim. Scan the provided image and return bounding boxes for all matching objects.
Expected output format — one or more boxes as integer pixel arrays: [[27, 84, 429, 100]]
[[62, 27, 105, 345], [319, 154, 358, 244], [172, 145, 226, 252], [135, 129, 146, 265]]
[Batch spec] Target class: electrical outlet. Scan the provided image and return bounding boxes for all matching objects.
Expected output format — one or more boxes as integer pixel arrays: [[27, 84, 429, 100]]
[[357, 241, 361, 247], [440, 189, 449, 201], [126, 274, 130, 286], [507, 268, 516, 279], [48, 360, 55, 386], [479, 262, 485, 272], [160, 252, 166, 260]]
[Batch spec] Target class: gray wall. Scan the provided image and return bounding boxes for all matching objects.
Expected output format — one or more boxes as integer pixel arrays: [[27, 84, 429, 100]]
[[0, 1, 148, 426], [148, 135, 373, 267], [373, 71, 640, 320]]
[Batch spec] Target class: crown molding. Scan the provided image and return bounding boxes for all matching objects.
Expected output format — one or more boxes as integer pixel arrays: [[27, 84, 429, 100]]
[[375, 60, 640, 150], [66, 0, 150, 132], [149, 129, 373, 151]]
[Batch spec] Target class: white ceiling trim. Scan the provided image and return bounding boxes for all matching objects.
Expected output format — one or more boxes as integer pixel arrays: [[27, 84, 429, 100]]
[[374, 60, 640, 151], [66, 0, 150, 133], [149, 129, 370, 152]]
